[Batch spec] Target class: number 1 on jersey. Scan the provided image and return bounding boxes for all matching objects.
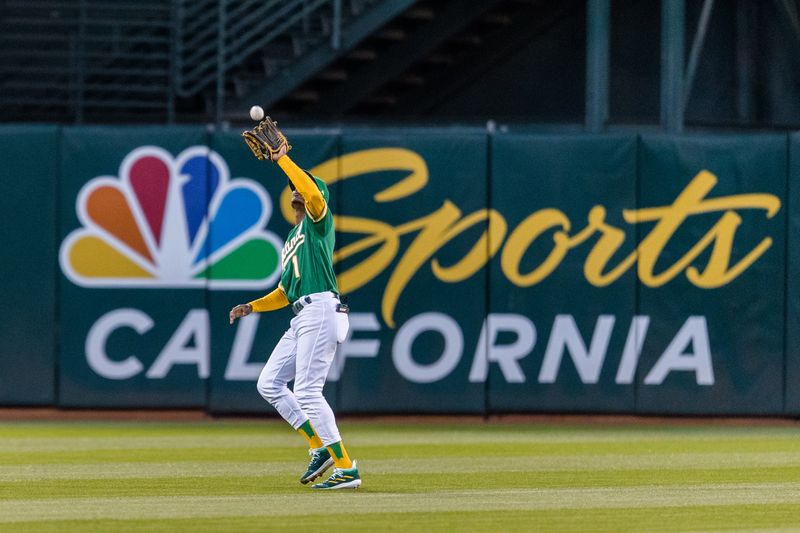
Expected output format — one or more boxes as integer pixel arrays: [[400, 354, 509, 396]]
[[291, 255, 300, 278]]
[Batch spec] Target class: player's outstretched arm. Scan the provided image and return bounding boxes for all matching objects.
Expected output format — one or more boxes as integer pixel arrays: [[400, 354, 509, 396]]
[[229, 286, 289, 324], [241, 117, 326, 221], [277, 155, 326, 221]]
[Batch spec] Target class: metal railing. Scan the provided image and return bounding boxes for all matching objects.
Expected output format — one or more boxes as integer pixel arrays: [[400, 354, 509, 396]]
[[2, 0, 372, 123], [173, 0, 344, 98]]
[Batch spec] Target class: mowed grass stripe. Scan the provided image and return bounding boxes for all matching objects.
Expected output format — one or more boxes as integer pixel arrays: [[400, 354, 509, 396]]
[[2, 484, 800, 523], [3, 422, 800, 449], [0, 435, 297, 453], [3, 451, 800, 481], [7, 507, 800, 533], [5, 467, 800, 500], [4, 441, 800, 466]]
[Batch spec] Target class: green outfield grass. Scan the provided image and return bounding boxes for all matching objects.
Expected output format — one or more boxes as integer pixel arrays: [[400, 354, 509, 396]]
[[1, 418, 800, 531]]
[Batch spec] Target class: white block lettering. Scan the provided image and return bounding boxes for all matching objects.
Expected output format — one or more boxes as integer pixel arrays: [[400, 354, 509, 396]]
[[539, 315, 615, 384], [469, 313, 536, 383], [393, 312, 463, 384], [644, 316, 714, 385], [85, 308, 152, 380], [147, 309, 210, 379]]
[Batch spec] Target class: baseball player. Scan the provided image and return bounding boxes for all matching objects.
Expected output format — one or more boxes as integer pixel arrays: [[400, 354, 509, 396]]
[[229, 118, 360, 490]]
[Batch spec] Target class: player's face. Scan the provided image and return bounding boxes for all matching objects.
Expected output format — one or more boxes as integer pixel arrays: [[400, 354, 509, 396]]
[[291, 190, 305, 208]]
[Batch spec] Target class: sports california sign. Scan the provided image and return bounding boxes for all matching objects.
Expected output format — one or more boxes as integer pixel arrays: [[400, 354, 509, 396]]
[[55, 132, 787, 415]]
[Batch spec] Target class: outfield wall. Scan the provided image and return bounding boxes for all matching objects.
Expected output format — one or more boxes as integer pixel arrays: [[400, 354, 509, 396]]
[[1, 125, 798, 416]]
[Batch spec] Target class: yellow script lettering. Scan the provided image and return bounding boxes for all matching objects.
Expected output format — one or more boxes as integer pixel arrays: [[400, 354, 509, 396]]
[[281, 150, 780, 327]]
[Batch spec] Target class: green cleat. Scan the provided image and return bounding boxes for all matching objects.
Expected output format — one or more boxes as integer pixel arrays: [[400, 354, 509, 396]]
[[300, 447, 334, 485], [311, 460, 361, 490]]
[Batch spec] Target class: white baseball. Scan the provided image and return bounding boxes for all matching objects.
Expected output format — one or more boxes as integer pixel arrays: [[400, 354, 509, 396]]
[[249, 105, 264, 121]]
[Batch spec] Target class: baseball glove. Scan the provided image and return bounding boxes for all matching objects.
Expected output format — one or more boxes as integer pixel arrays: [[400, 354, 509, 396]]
[[242, 116, 292, 161]]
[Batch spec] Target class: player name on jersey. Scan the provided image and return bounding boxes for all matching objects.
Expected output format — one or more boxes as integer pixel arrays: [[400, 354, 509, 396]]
[[280, 229, 305, 270]]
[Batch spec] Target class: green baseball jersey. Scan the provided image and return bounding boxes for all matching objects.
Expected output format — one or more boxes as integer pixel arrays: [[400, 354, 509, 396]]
[[279, 201, 338, 303]]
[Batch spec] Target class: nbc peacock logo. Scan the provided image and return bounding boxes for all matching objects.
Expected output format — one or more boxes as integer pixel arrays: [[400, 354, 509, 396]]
[[60, 146, 283, 290]]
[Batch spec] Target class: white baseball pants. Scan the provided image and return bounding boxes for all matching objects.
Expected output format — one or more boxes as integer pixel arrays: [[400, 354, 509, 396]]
[[256, 292, 348, 447]]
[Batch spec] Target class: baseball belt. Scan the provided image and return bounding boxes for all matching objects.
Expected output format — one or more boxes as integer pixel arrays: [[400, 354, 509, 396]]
[[292, 293, 345, 315]]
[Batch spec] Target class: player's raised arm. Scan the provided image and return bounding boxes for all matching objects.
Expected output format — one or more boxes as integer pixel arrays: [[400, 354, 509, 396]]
[[277, 155, 326, 222], [229, 285, 289, 324], [240, 116, 327, 223]]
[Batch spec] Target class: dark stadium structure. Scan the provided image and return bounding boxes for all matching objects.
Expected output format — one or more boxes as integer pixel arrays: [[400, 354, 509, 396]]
[[2, 0, 799, 130]]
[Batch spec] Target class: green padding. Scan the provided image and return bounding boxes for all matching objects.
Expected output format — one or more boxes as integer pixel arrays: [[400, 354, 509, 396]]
[[58, 127, 209, 407], [786, 133, 800, 414], [0, 126, 58, 405], [636, 134, 786, 415], [1, 124, 793, 416], [335, 131, 489, 414], [488, 133, 638, 413]]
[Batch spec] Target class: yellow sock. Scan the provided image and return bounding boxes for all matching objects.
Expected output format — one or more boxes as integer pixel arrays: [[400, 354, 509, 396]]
[[297, 420, 324, 449], [326, 440, 353, 469]]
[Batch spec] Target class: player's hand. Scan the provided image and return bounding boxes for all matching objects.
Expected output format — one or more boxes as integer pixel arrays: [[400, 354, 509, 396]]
[[229, 303, 253, 324], [269, 143, 288, 162]]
